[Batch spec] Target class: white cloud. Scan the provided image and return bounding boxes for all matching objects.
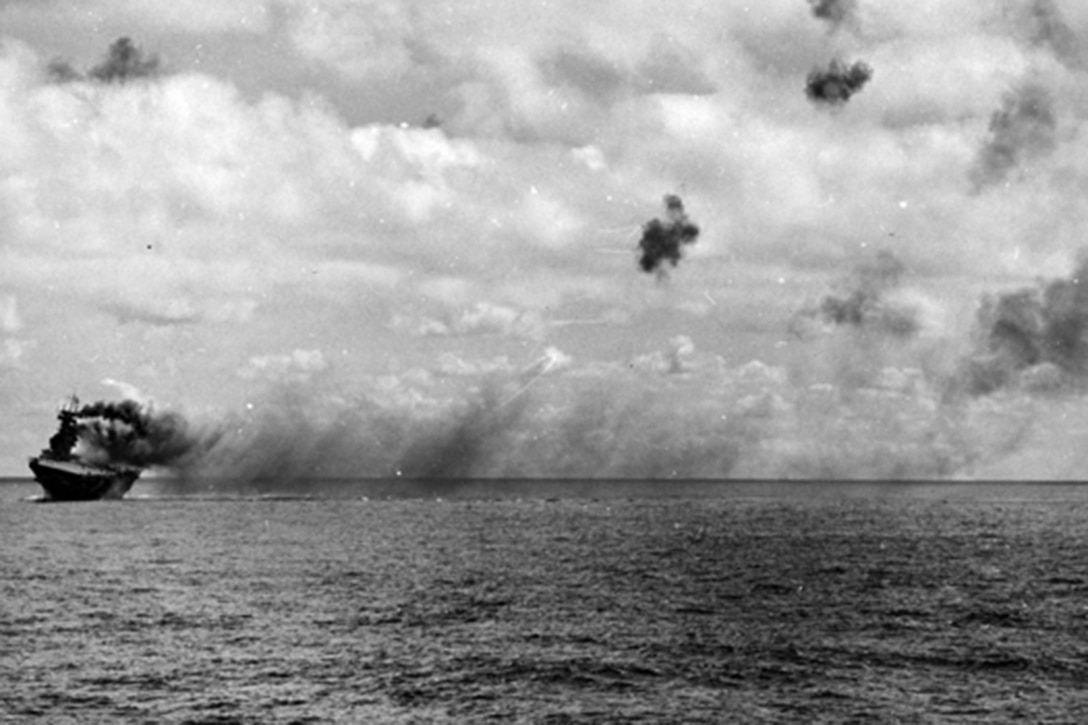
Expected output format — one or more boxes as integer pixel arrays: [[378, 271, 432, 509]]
[[0, 338, 32, 368], [121, 0, 270, 34], [0, 0, 270, 36], [391, 301, 546, 341], [0, 295, 21, 333], [284, 0, 416, 81], [629, 335, 697, 375], [435, 352, 513, 377], [238, 349, 329, 383], [100, 378, 151, 404]]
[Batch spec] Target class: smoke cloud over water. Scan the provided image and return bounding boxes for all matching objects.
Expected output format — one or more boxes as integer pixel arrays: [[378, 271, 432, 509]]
[[160, 361, 1046, 485], [52, 251, 1088, 487], [66, 398, 215, 469]]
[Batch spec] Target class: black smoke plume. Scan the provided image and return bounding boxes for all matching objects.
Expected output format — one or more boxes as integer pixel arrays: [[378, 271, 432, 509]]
[[805, 59, 873, 106], [970, 80, 1057, 191], [47, 37, 159, 84], [637, 195, 700, 278], [808, 0, 858, 29], [959, 254, 1088, 395], [65, 398, 211, 469], [792, 251, 919, 339]]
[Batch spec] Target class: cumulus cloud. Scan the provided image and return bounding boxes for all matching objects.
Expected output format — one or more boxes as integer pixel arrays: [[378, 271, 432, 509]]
[[0, 295, 30, 371], [238, 349, 329, 384], [0, 338, 33, 369], [105, 0, 270, 34], [284, 0, 418, 82], [0, 296, 21, 333], [629, 335, 697, 375], [0, 41, 615, 344], [390, 302, 546, 341]]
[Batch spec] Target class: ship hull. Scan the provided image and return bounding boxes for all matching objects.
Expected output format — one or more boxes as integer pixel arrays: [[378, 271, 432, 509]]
[[28, 457, 140, 501]]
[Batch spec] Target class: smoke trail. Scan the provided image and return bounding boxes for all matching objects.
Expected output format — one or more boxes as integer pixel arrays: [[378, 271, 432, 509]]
[[791, 251, 920, 340], [804, 59, 873, 106], [807, 0, 858, 30], [180, 353, 565, 487], [70, 398, 214, 469], [637, 195, 700, 279], [956, 253, 1088, 395], [970, 79, 1057, 191]]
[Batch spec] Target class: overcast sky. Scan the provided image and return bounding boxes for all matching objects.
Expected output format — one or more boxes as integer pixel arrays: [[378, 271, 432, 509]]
[[3, 0, 1088, 479]]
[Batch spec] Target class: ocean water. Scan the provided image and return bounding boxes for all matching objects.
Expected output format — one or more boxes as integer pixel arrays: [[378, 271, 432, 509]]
[[4, 479, 1088, 723]]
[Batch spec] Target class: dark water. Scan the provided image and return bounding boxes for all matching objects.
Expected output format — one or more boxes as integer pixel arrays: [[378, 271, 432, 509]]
[[4, 480, 1088, 722]]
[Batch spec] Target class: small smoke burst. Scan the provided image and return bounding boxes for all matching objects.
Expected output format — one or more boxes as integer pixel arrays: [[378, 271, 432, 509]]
[[808, 0, 858, 29], [793, 251, 920, 339], [637, 195, 700, 279], [805, 59, 873, 107], [959, 253, 1088, 394], [970, 80, 1057, 191]]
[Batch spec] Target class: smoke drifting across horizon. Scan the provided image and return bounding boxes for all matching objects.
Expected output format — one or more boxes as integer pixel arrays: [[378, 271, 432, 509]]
[[57, 253, 1088, 487], [805, 59, 873, 106], [637, 195, 701, 279]]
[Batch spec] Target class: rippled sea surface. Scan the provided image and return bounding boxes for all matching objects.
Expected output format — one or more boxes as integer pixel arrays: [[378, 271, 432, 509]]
[[4, 480, 1088, 723]]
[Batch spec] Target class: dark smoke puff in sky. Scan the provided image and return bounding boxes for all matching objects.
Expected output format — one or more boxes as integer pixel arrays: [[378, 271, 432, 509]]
[[970, 80, 1058, 191], [47, 37, 159, 84], [805, 59, 873, 106], [961, 254, 1088, 394], [637, 195, 700, 277], [808, 0, 858, 28], [793, 251, 919, 339], [73, 399, 209, 469]]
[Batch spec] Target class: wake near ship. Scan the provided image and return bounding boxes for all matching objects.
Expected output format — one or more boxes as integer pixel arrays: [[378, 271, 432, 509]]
[[28, 397, 141, 501]]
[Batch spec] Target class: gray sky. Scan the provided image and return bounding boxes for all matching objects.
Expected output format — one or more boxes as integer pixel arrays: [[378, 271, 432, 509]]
[[3, 0, 1088, 479]]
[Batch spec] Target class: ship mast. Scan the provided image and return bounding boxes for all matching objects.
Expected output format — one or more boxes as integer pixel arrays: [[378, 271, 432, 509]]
[[45, 395, 81, 459]]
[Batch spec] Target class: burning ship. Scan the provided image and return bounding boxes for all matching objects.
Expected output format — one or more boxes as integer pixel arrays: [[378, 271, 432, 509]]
[[28, 397, 141, 501]]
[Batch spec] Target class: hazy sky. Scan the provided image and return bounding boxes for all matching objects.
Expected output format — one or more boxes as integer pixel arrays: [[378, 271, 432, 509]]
[[4, 0, 1088, 479]]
